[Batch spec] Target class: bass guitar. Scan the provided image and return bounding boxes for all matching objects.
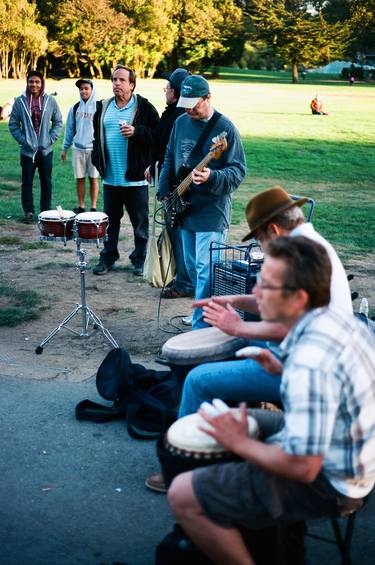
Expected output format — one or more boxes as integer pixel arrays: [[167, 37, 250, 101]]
[[164, 132, 228, 228]]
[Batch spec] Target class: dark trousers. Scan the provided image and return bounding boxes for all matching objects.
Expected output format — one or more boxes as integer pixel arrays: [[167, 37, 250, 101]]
[[166, 223, 194, 293], [100, 183, 149, 267], [21, 151, 53, 214]]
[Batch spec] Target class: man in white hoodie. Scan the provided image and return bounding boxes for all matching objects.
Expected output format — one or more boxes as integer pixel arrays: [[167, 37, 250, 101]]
[[61, 78, 99, 213]]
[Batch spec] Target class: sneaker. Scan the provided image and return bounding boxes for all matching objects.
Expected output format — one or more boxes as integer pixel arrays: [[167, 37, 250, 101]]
[[161, 287, 195, 299], [93, 260, 113, 275], [182, 314, 193, 326], [73, 207, 85, 214], [133, 265, 144, 277], [22, 212, 34, 224], [145, 473, 167, 494], [90, 207, 97, 212]]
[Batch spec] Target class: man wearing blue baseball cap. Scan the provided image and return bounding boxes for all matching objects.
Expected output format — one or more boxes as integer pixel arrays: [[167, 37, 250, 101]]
[[158, 75, 246, 329]]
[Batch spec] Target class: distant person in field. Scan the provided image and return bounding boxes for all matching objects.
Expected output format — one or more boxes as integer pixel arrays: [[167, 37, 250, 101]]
[[8, 70, 63, 224], [61, 78, 99, 214], [310, 94, 329, 116]]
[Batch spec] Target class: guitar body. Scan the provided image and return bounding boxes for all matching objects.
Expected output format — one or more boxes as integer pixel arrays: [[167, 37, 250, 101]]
[[164, 132, 228, 228], [164, 195, 191, 228]]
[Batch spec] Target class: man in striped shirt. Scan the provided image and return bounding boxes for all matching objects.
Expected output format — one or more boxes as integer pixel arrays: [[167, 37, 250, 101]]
[[168, 236, 375, 565], [92, 65, 159, 276]]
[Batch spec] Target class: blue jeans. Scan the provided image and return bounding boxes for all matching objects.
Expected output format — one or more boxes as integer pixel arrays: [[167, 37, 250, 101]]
[[178, 357, 282, 417], [181, 229, 227, 329]]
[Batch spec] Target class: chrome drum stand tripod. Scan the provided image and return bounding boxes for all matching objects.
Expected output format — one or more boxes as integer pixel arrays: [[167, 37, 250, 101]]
[[35, 235, 119, 354]]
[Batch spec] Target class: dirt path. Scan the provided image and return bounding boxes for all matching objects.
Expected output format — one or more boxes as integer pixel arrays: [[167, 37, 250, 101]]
[[0, 219, 373, 384]]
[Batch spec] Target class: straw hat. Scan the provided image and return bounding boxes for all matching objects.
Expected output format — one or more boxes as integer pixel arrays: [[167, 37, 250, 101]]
[[242, 186, 308, 241]]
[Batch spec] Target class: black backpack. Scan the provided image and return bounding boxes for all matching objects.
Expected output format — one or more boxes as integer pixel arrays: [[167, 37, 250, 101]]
[[76, 348, 180, 439]]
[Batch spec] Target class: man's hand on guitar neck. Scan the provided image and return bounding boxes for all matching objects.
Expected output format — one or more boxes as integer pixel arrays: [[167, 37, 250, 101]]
[[192, 167, 211, 185]]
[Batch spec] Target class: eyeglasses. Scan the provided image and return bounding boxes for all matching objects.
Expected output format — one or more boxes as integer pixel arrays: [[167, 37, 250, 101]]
[[255, 273, 297, 292]]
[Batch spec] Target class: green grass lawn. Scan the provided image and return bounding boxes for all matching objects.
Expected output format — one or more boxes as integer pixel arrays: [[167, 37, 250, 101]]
[[1, 69, 374, 259]]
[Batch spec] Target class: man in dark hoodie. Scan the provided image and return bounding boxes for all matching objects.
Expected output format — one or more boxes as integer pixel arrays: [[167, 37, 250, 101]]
[[92, 64, 159, 277], [9, 70, 63, 224], [144, 68, 194, 299]]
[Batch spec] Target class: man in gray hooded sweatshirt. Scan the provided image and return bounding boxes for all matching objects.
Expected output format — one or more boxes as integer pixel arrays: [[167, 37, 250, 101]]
[[61, 78, 99, 213], [9, 70, 63, 223]]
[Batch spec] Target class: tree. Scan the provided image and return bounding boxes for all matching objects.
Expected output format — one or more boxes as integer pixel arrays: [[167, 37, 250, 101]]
[[164, 0, 245, 72], [0, 0, 48, 79], [321, 0, 375, 60], [54, 0, 132, 78], [112, 0, 177, 77], [247, 0, 349, 82]]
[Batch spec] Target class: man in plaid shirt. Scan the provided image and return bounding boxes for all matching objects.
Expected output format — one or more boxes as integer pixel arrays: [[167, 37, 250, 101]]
[[168, 236, 375, 565]]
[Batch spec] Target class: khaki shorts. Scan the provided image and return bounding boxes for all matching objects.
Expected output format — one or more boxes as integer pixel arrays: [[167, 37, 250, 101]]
[[72, 148, 99, 179]]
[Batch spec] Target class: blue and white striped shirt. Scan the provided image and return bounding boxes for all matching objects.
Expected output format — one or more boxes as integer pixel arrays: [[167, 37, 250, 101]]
[[268, 307, 375, 498], [103, 96, 147, 187]]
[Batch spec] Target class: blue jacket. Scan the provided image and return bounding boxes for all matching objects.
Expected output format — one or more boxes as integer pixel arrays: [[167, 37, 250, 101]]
[[8, 94, 63, 158]]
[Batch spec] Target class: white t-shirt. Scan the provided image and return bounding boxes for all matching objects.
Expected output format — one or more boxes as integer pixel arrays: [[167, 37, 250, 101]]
[[291, 223, 353, 314]]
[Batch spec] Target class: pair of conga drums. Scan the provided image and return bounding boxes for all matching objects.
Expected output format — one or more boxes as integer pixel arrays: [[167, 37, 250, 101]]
[[38, 210, 108, 245]]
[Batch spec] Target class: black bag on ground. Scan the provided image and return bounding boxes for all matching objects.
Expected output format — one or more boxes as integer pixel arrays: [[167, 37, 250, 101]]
[[75, 399, 125, 423], [155, 524, 213, 565], [155, 522, 305, 565], [75, 348, 180, 438]]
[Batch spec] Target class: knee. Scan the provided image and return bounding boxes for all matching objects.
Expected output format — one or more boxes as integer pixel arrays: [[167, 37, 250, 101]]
[[168, 473, 196, 521], [185, 365, 210, 395]]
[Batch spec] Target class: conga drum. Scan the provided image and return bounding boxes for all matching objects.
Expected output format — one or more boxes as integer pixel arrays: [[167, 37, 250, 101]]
[[73, 211, 109, 245], [161, 327, 248, 368], [157, 411, 258, 488], [38, 210, 75, 244]]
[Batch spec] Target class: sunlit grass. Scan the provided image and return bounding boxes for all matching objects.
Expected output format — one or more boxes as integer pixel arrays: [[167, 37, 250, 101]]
[[1, 72, 374, 257]]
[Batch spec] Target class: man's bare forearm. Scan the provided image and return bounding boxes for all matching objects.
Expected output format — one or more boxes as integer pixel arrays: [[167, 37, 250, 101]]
[[194, 294, 258, 313], [230, 319, 288, 341], [234, 436, 323, 484]]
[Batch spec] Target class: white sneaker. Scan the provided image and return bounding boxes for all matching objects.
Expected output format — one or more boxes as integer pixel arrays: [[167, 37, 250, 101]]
[[181, 314, 193, 326]]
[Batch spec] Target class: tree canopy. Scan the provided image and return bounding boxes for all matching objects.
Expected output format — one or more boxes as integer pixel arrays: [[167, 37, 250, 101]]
[[0, 0, 373, 81], [248, 0, 349, 82]]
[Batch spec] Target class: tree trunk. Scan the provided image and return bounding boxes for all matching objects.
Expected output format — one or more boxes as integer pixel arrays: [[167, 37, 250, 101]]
[[292, 61, 299, 84]]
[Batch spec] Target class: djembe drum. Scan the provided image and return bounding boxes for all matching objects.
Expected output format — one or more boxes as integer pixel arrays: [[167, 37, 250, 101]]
[[161, 326, 248, 375], [157, 411, 258, 488]]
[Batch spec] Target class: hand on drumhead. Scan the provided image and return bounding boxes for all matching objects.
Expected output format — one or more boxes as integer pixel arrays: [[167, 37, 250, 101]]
[[198, 402, 249, 452], [202, 301, 242, 336]]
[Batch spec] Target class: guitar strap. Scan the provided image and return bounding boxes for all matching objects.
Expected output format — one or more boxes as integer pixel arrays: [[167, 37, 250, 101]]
[[185, 110, 222, 170]]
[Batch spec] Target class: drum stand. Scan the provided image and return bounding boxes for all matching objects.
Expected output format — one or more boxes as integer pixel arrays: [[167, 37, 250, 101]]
[[35, 241, 119, 354]]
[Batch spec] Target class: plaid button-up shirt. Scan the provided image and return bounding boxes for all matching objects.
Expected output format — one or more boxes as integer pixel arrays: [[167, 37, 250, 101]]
[[268, 307, 375, 496]]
